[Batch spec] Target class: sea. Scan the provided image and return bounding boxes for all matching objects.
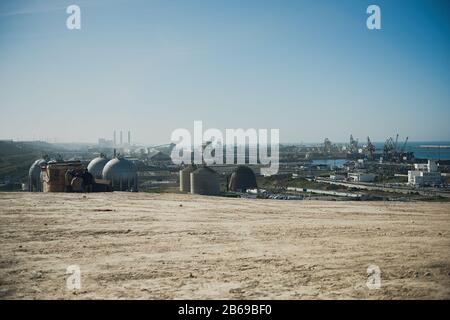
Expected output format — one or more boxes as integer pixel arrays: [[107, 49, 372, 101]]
[[309, 141, 450, 168], [372, 141, 450, 160]]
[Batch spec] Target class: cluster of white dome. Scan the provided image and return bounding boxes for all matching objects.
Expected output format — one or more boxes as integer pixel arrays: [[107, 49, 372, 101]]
[[87, 155, 137, 191], [29, 154, 137, 192]]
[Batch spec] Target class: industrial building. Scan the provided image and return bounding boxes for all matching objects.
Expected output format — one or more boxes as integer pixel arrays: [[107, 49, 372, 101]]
[[408, 160, 442, 187], [41, 161, 86, 192], [228, 165, 257, 192], [111, 130, 131, 147], [149, 151, 172, 164], [329, 174, 346, 181], [408, 171, 442, 187], [348, 172, 376, 182]]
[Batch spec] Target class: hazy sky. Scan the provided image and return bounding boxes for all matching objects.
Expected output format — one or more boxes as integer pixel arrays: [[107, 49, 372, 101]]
[[0, 0, 449, 144]]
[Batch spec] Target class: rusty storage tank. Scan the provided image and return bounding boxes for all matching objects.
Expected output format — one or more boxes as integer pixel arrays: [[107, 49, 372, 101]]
[[102, 156, 138, 191], [87, 154, 109, 179], [28, 158, 48, 191], [190, 166, 220, 195], [228, 165, 257, 192], [179, 165, 196, 192]]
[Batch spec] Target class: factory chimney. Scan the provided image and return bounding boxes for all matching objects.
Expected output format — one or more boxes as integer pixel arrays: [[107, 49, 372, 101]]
[[120, 131, 123, 145], [128, 130, 131, 145], [113, 130, 116, 146]]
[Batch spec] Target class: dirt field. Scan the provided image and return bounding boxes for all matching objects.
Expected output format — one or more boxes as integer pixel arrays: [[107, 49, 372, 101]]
[[0, 192, 449, 299]]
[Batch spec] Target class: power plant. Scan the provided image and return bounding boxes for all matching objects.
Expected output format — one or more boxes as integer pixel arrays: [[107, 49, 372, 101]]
[[28, 151, 137, 193], [15, 130, 449, 200], [104, 130, 132, 148]]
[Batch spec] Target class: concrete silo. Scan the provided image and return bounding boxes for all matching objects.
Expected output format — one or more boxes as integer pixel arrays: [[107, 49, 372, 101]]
[[179, 165, 196, 192], [102, 156, 138, 191], [190, 166, 220, 196], [228, 165, 257, 192]]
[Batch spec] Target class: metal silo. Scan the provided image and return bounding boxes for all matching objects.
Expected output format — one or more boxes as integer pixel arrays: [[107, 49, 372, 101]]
[[87, 154, 109, 179], [179, 165, 196, 192], [102, 156, 138, 191], [190, 166, 220, 195]]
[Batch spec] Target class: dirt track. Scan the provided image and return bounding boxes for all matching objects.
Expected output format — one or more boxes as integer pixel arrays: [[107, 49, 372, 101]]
[[0, 192, 449, 299]]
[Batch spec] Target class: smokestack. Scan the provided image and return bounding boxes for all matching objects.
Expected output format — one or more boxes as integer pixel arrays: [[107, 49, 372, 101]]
[[128, 130, 131, 145], [120, 131, 123, 145], [113, 130, 116, 146]]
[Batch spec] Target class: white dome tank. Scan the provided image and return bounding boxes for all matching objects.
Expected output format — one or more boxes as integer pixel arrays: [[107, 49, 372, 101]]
[[102, 156, 138, 191], [28, 158, 47, 192], [87, 154, 109, 179]]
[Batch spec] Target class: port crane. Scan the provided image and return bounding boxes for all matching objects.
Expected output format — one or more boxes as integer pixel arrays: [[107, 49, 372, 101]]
[[365, 137, 375, 158], [382, 134, 412, 162]]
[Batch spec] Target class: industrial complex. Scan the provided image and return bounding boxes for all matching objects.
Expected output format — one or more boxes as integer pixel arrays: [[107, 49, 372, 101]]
[[2, 131, 446, 202]]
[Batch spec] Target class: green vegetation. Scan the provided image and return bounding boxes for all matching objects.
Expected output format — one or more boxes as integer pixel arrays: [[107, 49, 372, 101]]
[[419, 196, 450, 202], [376, 176, 408, 183], [143, 186, 180, 193], [0, 183, 22, 191], [0, 141, 58, 182]]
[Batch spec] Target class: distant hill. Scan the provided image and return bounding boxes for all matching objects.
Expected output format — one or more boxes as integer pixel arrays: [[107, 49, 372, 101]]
[[0, 141, 59, 182]]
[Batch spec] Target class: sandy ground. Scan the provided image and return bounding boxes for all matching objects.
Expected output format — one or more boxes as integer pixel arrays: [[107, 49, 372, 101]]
[[0, 192, 449, 300]]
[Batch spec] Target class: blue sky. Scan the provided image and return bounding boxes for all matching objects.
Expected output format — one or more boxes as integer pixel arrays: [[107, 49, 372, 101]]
[[0, 0, 449, 144]]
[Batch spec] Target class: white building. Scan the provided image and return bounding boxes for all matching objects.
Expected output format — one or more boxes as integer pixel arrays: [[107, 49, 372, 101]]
[[348, 172, 376, 182], [408, 160, 442, 186], [414, 163, 428, 170], [408, 171, 442, 186], [330, 174, 346, 181]]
